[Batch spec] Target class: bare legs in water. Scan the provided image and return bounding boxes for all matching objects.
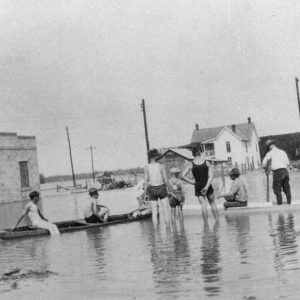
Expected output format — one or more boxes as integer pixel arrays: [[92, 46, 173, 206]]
[[197, 192, 219, 226]]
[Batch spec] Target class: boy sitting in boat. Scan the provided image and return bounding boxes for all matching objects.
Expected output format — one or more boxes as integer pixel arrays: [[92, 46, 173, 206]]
[[168, 167, 185, 222], [132, 179, 152, 218], [84, 188, 110, 223], [13, 191, 60, 235], [217, 168, 248, 209]]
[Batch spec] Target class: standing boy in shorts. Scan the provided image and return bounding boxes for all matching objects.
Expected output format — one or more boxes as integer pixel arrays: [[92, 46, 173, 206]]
[[168, 167, 185, 223], [144, 149, 170, 227]]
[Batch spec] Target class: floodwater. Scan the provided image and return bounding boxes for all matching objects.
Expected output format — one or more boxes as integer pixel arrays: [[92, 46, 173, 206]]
[[1, 171, 300, 299]]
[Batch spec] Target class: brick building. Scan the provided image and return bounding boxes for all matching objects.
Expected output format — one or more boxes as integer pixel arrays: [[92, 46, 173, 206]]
[[0, 132, 40, 204]]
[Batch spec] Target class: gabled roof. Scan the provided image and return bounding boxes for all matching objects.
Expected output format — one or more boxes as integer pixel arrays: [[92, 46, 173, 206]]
[[191, 122, 256, 144], [158, 148, 194, 161]]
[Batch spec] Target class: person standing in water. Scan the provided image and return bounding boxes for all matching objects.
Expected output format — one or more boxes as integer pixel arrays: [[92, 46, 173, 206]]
[[14, 191, 60, 235], [144, 149, 170, 226], [168, 167, 185, 223], [181, 147, 219, 225]]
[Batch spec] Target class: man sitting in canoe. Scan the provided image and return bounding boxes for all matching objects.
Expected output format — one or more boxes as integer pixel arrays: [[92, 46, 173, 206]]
[[13, 191, 60, 235], [84, 188, 110, 223]]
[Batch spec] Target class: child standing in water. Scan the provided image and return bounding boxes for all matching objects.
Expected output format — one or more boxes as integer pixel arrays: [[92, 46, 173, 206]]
[[168, 167, 185, 223], [14, 191, 60, 235]]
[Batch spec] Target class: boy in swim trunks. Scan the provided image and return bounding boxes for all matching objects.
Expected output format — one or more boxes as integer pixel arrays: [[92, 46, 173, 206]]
[[144, 148, 170, 226], [84, 188, 110, 223], [168, 167, 185, 223]]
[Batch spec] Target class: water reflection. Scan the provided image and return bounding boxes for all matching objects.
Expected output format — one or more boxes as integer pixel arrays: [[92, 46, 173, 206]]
[[225, 214, 251, 264], [269, 213, 299, 273], [148, 221, 191, 298], [200, 223, 221, 297], [85, 230, 108, 279]]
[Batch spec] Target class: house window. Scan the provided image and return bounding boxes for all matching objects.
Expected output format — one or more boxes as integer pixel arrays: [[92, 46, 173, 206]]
[[19, 161, 29, 188], [227, 157, 232, 163], [226, 141, 231, 153], [245, 142, 248, 153]]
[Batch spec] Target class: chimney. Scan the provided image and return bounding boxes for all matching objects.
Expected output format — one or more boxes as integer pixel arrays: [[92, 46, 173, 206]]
[[231, 124, 236, 133], [195, 124, 199, 130], [248, 117, 251, 124]]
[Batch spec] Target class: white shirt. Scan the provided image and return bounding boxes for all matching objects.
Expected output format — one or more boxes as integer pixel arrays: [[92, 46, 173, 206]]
[[262, 147, 290, 171], [83, 197, 99, 218], [24, 202, 42, 225]]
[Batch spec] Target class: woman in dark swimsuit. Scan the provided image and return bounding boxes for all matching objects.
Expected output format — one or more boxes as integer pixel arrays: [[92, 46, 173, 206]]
[[182, 147, 219, 225]]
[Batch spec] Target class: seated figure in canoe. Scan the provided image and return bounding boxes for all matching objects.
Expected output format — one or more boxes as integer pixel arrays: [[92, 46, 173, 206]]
[[217, 168, 248, 209], [13, 191, 60, 235], [132, 179, 152, 218], [84, 188, 110, 223]]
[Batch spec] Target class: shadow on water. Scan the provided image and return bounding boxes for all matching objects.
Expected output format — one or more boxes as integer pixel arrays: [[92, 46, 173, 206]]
[[269, 213, 299, 274], [200, 223, 222, 297]]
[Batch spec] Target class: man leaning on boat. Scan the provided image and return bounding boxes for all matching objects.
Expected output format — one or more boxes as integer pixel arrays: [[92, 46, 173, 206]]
[[84, 188, 110, 223]]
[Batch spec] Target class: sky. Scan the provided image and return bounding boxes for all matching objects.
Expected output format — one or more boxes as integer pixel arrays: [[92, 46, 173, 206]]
[[0, 0, 300, 176]]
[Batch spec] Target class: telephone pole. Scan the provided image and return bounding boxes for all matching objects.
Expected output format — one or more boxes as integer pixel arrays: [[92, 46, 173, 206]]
[[140, 99, 150, 162], [296, 77, 300, 117], [66, 126, 76, 187], [87, 145, 96, 183]]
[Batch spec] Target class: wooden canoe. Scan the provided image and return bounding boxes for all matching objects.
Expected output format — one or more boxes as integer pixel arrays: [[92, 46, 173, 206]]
[[0, 212, 151, 240]]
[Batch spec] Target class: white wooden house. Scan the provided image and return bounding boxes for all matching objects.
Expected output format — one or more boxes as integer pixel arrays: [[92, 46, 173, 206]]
[[182, 117, 261, 169]]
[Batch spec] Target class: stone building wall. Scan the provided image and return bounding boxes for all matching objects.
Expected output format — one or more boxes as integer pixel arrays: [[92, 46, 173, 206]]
[[0, 132, 40, 204]]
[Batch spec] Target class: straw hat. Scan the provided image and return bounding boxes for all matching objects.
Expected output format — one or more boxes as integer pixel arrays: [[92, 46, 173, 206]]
[[170, 167, 181, 174]]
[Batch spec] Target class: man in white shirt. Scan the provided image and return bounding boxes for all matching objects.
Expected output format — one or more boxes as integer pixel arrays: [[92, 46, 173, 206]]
[[262, 139, 291, 205]]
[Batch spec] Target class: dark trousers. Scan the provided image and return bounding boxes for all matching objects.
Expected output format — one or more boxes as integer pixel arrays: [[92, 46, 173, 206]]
[[224, 198, 247, 209], [273, 169, 291, 205]]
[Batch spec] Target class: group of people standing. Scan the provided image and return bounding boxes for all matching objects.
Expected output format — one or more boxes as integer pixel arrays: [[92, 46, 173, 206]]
[[140, 146, 248, 227], [136, 138, 292, 227], [137, 147, 228, 227]]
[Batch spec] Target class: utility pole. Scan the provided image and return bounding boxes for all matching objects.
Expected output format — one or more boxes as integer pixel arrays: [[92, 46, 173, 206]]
[[87, 145, 96, 183], [140, 99, 150, 162], [296, 77, 300, 117], [66, 126, 76, 187]]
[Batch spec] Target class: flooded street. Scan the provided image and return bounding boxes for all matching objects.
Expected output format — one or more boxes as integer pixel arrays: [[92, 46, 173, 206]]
[[1, 171, 300, 299], [1, 210, 300, 299]]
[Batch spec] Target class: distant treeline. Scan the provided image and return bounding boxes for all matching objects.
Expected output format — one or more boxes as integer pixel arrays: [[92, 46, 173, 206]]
[[41, 167, 144, 183]]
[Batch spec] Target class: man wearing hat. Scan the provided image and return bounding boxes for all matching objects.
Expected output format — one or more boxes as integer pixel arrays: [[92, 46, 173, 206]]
[[262, 139, 291, 205], [83, 188, 110, 223], [217, 168, 248, 209]]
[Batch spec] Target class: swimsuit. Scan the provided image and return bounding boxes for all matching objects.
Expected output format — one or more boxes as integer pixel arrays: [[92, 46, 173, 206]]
[[192, 161, 214, 196], [148, 184, 168, 201]]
